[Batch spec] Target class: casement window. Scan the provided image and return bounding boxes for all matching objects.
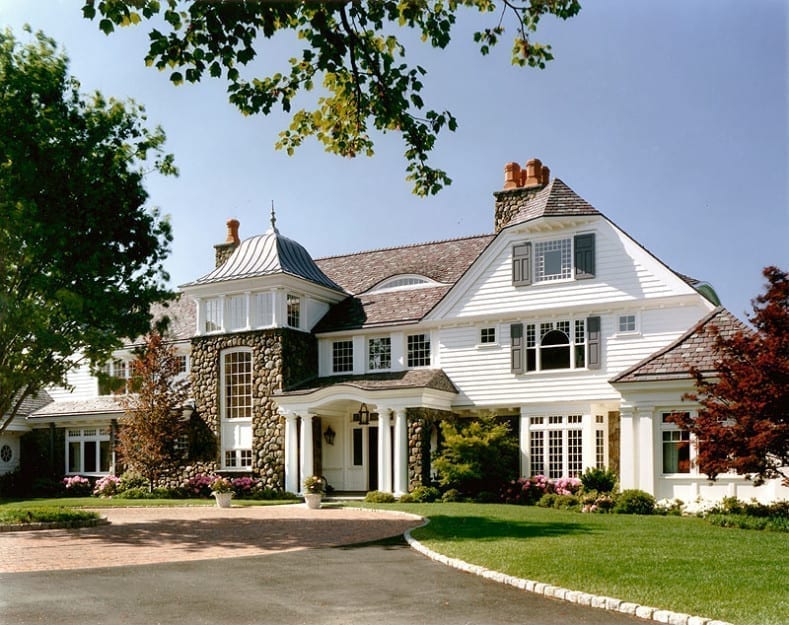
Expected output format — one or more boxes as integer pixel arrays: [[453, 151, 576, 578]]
[[368, 337, 391, 370], [332, 340, 354, 373], [480, 327, 497, 345], [286, 294, 301, 329], [225, 448, 253, 469], [529, 415, 584, 479], [618, 314, 637, 333], [511, 316, 601, 373], [66, 428, 112, 474], [512, 233, 595, 286], [662, 412, 693, 474], [407, 333, 431, 368], [174, 354, 189, 376]]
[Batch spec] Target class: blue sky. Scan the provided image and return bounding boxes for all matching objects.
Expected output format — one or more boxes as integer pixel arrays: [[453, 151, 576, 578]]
[[1, 1, 786, 319]]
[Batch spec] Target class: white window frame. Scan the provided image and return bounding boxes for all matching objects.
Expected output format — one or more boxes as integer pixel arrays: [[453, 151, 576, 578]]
[[661, 411, 696, 475], [534, 237, 573, 283], [478, 326, 498, 347], [66, 427, 112, 475], [332, 339, 354, 373], [368, 336, 392, 371], [528, 415, 584, 479], [287, 294, 301, 329], [617, 313, 640, 335], [524, 318, 587, 372], [220, 348, 254, 471], [406, 333, 431, 368]]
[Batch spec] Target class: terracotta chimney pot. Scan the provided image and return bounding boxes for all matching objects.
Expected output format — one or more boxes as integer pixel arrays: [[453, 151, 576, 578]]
[[524, 158, 543, 188], [541, 165, 550, 186], [225, 219, 240, 245], [503, 162, 522, 189]]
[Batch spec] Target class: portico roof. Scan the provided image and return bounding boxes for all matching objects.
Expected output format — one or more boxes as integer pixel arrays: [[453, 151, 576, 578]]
[[279, 369, 458, 396]]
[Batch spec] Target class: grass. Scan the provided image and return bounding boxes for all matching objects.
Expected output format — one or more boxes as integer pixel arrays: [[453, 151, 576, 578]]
[[368, 503, 788, 625], [0, 497, 296, 509], [0, 505, 102, 526]]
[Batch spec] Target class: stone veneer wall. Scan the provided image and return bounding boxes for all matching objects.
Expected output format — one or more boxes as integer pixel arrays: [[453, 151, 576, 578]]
[[492, 186, 544, 233], [608, 411, 621, 478], [406, 408, 455, 490], [188, 328, 317, 490]]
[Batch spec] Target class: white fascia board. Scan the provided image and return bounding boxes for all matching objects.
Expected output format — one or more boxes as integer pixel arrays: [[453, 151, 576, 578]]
[[181, 274, 346, 304]]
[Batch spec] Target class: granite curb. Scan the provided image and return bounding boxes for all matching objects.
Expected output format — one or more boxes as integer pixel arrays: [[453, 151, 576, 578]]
[[403, 517, 733, 625]]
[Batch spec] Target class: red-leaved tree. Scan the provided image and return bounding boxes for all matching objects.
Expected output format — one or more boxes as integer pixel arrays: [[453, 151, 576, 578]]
[[671, 267, 788, 484], [116, 331, 188, 491]]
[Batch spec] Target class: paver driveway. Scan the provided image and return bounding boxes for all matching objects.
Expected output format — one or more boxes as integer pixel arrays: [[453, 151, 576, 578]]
[[0, 504, 647, 625]]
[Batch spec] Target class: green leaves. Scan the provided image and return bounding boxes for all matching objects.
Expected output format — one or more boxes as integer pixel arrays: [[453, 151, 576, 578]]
[[82, 0, 581, 195]]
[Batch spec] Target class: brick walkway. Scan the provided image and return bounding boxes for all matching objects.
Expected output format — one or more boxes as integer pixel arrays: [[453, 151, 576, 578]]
[[0, 504, 423, 573]]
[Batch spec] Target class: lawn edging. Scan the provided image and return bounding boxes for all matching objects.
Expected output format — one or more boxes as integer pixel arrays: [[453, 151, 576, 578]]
[[0, 517, 109, 532], [403, 518, 733, 625]]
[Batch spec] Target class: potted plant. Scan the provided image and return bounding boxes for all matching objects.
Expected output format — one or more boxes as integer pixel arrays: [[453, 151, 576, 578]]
[[303, 475, 325, 509], [210, 476, 234, 508]]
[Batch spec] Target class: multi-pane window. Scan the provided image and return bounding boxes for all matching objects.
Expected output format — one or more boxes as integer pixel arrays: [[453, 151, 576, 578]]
[[662, 412, 692, 474], [368, 337, 391, 370], [535, 238, 572, 282], [332, 340, 354, 373], [223, 350, 252, 419], [203, 298, 222, 333], [66, 428, 111, 474], [253, 292, 274, 328], [524, 319, 586, 371], [99, 359, 130, 395], [480, 327, 496, 344], [595, 414, 606, 469], [618, 314, 636, 333], [407, 333, 431, 368], [287, 294, 301, 328], [225, 294, 247, 331], [174, 355, 189, 376], [225, 449, 253, 469], [529, 415, 584, 479]]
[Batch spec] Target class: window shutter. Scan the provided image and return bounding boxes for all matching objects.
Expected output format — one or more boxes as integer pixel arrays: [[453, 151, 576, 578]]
[[511, 323, 524, 374], [587, 316, 601, 369], [512, 243, 532, 286], [574, 233, 595, 279]]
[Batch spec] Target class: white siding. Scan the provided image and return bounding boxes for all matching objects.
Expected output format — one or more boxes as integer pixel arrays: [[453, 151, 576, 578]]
[[47, 360, 98, 401]]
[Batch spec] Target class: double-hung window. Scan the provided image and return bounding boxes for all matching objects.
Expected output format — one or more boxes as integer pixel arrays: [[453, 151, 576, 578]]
[[407, 334, 431, 368], [332, 340, 354, 373], [368, 337, 391, 370], [662, 412, 693, 474], [221, 349, 253, 470]]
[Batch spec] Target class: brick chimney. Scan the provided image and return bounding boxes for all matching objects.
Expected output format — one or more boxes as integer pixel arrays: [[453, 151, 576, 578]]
[[494, 158, 550, 232], [214, 218, 240, 267]]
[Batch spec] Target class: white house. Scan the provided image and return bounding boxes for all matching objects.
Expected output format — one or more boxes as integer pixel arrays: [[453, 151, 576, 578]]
[[5, 157, 786, 504]]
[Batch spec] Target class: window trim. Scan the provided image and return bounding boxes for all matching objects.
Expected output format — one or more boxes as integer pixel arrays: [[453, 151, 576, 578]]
[[512, 317, 597, 374], [478, 326, 498, 347], [512, 232, 596, 287], [616, 313, 640, 335], [528, 415, 584, 479], [367, 336, 392, 371], [406, 333, 431, 368], [332, 339, 354, 374], [65, 427, 112, 475], [220, 348, 253, 421], [661, 411, 695, 475]]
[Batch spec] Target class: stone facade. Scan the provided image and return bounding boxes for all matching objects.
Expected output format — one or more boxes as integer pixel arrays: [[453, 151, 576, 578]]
[[189, 328, 317, 490], [406, 408, 454, 490], [493, 186, 543, 233]]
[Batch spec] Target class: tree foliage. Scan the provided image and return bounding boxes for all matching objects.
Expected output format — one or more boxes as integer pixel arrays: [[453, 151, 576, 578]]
[[116, 331, 188, 490], [0, 28, 176, 433], [671, 267, 789, 484], [82, 0, 581, 195], [433, 415, 519, 495]]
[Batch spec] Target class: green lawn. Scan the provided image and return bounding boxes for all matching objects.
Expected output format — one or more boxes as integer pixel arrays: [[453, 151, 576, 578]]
[[0, 497, 294, 509], [372, 503, 788, 625]]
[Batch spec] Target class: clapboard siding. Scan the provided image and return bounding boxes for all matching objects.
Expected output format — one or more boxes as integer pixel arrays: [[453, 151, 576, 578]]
[[438, 219, 698, 321], [47, 360, 98, 401]]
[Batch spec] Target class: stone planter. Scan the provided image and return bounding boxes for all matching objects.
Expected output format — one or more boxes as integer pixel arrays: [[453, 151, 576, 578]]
[[213, 492, 233, 508], [304, 493, 322, 510]]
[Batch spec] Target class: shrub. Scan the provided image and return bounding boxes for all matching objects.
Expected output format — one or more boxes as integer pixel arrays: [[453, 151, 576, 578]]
[[441, 488, 464, 503], [230, 476, 260, 498], [398, 493, 415, 503], [552, 494, 581, 510], [613, 489, 656, 515], [537, 493, 557, 508], [365, 490, 396, 503], [655, 498, 685, 516], [409, 485, 441, 503], [706, 514, 789, 532], [185, 473, 215, 498], [553, 477, 582, 496], [502, 475, 552, 505], [0, 469, 26, 498], [115, 487, 151, 499], [119, 472, 149, 493], [580, 467, 617, 494], [31, 477, 63, 497], [474, 490, 499, 503], [62, 475, 92, 496], [93, 475, 121, 497]]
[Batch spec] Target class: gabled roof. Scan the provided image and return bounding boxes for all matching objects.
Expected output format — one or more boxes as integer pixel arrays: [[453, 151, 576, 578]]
[[2, 390, 53, 421], [29, 396, 125, 419], [611, 307, 748, 384], [497, 178, 600, 228], [312, 235, 493, 331], [315, 234, 494, 296], [278, 369, 458, 396], [183, 225, 342, 292]]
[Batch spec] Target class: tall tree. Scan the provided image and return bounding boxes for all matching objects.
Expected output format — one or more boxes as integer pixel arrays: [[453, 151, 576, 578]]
[[671, 267, 789, 484], [116, 331, 188, 491], [83, 0, 581, 195], [0, 28, 176, 433]]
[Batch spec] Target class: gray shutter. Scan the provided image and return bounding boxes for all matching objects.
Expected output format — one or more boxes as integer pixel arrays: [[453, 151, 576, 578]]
[[511, 323, 524, 374], [512, 243, 532, 286], [587, 316, 601, 369], [574, 233, 595, 279]]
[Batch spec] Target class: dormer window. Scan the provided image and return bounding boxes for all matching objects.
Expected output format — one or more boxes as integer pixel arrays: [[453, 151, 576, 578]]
[[512, 233, 595, 286], [369, 274, 441, 294]]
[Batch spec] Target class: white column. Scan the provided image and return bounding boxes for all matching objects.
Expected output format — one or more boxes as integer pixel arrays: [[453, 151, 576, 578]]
[[638, 406, 656, 495], [284, 413, 299, 494], [619, 405, 636, 490], [393, 409, 408, 495], [519, 412, 530, 477], [377, 409, 393, 493], [299, 414, 314, 494]]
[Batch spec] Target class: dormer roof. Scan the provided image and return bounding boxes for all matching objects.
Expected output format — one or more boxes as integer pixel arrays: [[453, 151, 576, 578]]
[[182, 223, 343, 292]]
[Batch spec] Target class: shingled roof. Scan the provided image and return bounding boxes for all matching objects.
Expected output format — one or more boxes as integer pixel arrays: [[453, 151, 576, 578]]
[[279, 369, 458, 396], [313, 235, 493, 331], [497, 178, 601, 229], [611, 307, 748, 384]]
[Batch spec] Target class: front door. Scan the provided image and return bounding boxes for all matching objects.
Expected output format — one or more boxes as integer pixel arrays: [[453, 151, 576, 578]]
[[367, 426, 378, 491]]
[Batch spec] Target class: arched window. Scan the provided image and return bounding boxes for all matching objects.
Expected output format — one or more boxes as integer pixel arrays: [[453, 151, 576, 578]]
[[540, 329, 570, 370]]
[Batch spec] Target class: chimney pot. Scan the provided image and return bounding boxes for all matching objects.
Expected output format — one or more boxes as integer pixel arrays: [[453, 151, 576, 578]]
[[524, 158, 543, 188], [503, 162, 522, 189], [225, 219, 240, 244], [541, 165, 550, 186]]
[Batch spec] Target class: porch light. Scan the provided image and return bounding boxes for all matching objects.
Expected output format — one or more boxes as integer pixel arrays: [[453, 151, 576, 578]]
[[323, 425, 336, 445], [352, 403, 379, 425]]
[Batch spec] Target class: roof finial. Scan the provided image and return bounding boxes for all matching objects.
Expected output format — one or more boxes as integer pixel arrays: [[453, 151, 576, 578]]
[[269, 200, 279, 233]]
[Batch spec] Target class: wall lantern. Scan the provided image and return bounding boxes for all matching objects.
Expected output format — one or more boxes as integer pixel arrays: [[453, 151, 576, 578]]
[[323, 425, 336, 446], [352, 402, 379, 426]]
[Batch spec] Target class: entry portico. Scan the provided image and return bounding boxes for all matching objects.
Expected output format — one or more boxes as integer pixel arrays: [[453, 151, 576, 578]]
[[276, 370, 457, 495]]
